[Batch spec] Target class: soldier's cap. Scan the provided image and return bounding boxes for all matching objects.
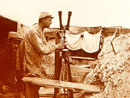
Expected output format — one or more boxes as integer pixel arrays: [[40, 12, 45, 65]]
[[39, 12, 54, 19], [8, 31, 23, 41]]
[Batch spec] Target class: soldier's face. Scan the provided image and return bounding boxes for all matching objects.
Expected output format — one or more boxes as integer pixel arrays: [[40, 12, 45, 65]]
[[41, 17, 52, 28], [10, 39, 21, 52]]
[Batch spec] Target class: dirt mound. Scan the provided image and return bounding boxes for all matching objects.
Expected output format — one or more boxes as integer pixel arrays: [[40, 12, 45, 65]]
[[83, 33, 130, 98]]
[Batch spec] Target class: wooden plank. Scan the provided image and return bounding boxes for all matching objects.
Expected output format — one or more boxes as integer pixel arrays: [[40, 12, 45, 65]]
[[78, 65, 91, 68], [70, 65, 92, 73], [122, 28, 130, 33], [69, 56, 96, 60], [62, 49, 99, 59], [22, 77, 100, 93], [45, 27, 130, 39]]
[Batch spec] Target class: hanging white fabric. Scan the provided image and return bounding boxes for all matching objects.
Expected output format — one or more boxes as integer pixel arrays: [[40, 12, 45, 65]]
[[65, 29, 102, 53], [65, 32, 82, 50]]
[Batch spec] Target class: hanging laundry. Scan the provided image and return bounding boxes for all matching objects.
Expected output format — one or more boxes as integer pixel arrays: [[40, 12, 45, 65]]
[[82, 30, 102, 53], [65, 32, 83, 50], [65, 29, 102, 53]]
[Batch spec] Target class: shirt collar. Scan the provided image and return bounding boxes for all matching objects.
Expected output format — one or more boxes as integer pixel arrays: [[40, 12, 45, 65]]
[[37, 24, 43, 33], [32, 23, 43, 34]]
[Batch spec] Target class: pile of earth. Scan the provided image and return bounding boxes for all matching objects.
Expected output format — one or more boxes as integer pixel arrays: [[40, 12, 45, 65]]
[[81, 33, 130, 98]]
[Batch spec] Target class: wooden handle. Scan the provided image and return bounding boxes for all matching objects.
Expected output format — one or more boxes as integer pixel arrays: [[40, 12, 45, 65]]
[[58, 11, 64, 30], [65, 11, 72, 30]]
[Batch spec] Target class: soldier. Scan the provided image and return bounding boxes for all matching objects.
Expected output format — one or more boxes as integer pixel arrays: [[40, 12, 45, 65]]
[[0, 31, 22, 97], [23, 12, 63, 77], [21, 12, 64, 98]]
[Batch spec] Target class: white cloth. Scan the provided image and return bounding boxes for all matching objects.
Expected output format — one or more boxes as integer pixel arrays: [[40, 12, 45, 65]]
[[65, 30, 102, 53], [65, 32, 82, 50]]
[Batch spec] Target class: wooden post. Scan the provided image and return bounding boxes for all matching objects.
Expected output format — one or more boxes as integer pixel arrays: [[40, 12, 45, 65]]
[[64, 57, 73, 98], [25, 83, 39, 98], [54, 11, 73, 98], [54, 32, 62, 98]]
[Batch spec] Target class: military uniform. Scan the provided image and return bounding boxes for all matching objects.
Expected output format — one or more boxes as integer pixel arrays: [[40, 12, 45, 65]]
[[0, 46, 16, 93], [23, 24, 56, 77]]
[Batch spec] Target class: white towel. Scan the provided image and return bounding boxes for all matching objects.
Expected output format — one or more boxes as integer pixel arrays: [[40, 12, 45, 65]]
[[82, 30, 101, 53], [65, 30, 102, 53], [65, 32, 82, 50]]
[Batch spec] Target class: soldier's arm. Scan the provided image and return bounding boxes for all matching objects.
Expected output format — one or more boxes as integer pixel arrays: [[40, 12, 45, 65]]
[[29, 30, 56, 55]]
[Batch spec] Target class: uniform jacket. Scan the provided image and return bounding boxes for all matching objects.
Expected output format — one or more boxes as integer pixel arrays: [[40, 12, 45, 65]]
[[23, 24, 56, 77]]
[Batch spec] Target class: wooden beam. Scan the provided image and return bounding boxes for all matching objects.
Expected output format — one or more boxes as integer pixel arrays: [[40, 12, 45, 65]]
[[22, 77, 100, 93], [54, 32, 62, 98], [70, 65, 92, 73]]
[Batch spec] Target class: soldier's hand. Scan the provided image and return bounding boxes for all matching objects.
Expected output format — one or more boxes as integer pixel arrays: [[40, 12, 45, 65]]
[[56, 43, 64, 50], [1, 85, 9, 93]]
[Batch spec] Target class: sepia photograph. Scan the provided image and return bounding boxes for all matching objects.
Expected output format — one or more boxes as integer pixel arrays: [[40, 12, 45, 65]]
[[0, 0, 130, 98]]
